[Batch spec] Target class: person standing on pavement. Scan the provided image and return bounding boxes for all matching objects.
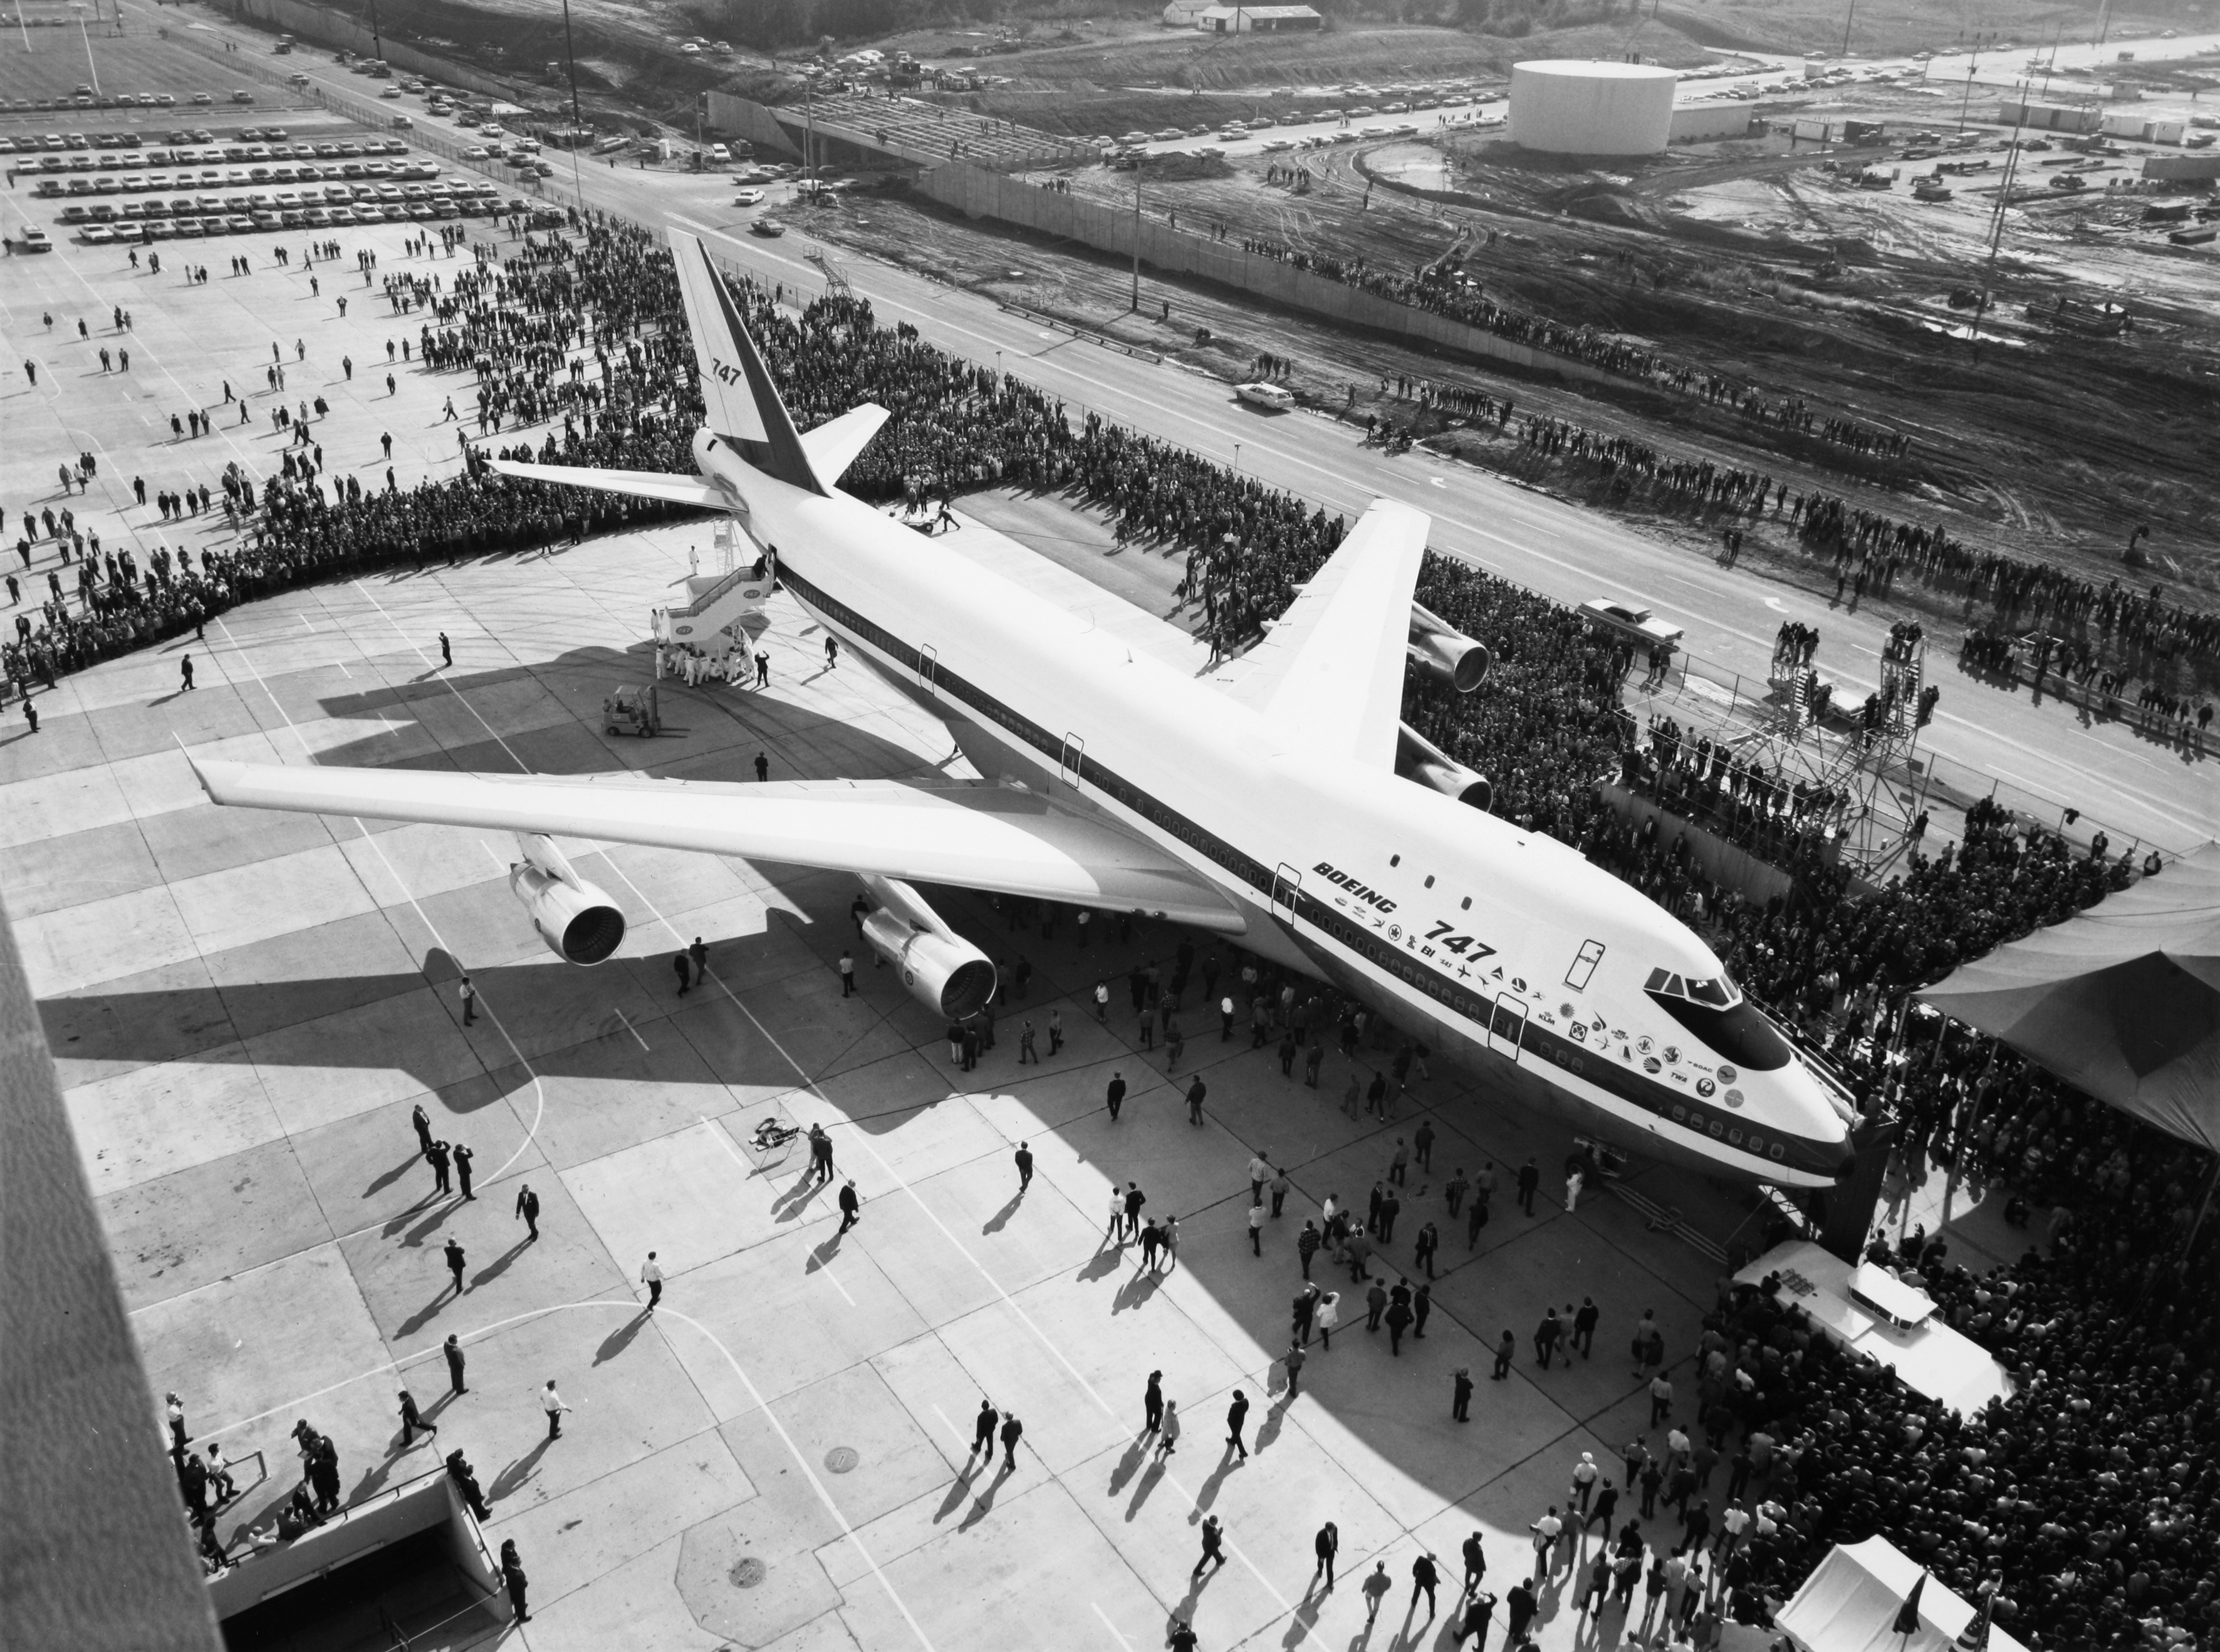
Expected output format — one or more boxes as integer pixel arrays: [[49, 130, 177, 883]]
[[1283, 1338, 1306, 1398], [996, 1413, 1023, 1472], [452, 1143, 474, 1200], [398, 1386, 437, 1448], [1105, 1071, 1125, 1120], [1224, 1390, 1249, 1461], [514, 1183, 539, 1241], [499, 1539, 529, 1623], [971, 1398, 999, 1462], [1154, 1400, 1180, 1459], [427, 1138, 452, 1195], [640, 1252, 664, 1309], [1517, 1156, 1540, 1215], [1191, 1514, 1226, 1578], [1014, 1141, 1033, 1192], [1573, 1296, 1600, 1358], [1452, 1366, 1474, 1422], [443, 1238, 467, 1297], [1248, 1198, 1266, 1255], [838, 1179, 862, 1232], [1143, 1371, 1164, 1435], [444, 1333, 467, 1395], [1460, 1530, 1487, 1597], [1360, 1561, 1392, 1626], [539, 1379, 570, 1440], [1312, 1520, 1338, 1591], [1410, 1552, 1441, 1619], [1297, 1220, 1321, 1280]]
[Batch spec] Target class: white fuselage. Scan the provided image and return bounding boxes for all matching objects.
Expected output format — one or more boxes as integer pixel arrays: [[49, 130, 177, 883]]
[[700, 432, 1855, 1188]]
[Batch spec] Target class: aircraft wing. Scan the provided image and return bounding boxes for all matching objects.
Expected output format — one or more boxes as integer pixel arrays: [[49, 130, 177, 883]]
[[487, 459, 733, 511], [799, 405, 890, 486], [1218, 499, 1431, 769], [190, 761, 1246, 932]]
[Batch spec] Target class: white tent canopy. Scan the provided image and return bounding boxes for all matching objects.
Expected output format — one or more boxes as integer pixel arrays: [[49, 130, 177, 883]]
[[1776, 1537, 2027, 1652], [1917, 840, 2220, 1152]]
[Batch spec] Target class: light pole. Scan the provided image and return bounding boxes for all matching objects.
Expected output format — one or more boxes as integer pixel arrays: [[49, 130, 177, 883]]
[[559, 0, 585, 207], [1129, 153, 1142, 311], [366, 0, 383, 62], [71, 3, 98, 95], [1840, 0, 1856, 59]]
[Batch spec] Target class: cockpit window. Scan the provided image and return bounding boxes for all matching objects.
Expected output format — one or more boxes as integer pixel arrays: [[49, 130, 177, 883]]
[[1644, 968, 1791, 1070]]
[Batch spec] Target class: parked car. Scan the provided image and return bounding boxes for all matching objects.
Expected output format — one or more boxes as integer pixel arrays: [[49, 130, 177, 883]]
[[1578, 597, 1685, 653], [732, 187, 764, 205]]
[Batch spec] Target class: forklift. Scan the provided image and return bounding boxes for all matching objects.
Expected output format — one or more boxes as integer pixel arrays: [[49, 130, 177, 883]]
[[602, 683, 662, 737]]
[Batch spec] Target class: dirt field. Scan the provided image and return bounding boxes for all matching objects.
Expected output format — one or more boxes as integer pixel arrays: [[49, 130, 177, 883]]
[[800, 63, 2217, 610]]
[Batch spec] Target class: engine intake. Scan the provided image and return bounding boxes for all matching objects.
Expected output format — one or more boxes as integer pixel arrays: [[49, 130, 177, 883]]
[[857, 875, 997, 1019], [1397, 723, 1493, 812], [508, 833, 627, 965], [1408, 602, 1491, 694]]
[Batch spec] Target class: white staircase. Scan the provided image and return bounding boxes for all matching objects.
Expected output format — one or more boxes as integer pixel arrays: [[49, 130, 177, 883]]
[[654, 522, 770, 656]]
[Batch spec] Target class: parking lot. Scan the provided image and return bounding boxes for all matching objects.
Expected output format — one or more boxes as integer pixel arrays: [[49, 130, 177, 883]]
[[0, 24, 293, 114], [6, 124, 529, 244]]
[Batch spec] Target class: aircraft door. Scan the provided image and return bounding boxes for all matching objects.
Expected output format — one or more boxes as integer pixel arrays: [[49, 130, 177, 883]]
[[1059, 734, 1084, 789], [917, 643, 937, 696], [1269, 863, 1301, 925], [1489, 993, 1527, 1062]]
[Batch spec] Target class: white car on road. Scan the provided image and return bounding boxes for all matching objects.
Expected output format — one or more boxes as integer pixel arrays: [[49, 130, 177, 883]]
[[1579, 597, 1685, 652], [732, 187, 764, 206]]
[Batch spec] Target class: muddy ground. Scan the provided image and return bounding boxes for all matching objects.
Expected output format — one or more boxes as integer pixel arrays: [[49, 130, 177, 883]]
[[803, 87, 2217, 608]]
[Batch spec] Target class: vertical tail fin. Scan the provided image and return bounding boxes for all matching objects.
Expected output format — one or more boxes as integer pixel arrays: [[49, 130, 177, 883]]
[[669, 231, 825, 496]]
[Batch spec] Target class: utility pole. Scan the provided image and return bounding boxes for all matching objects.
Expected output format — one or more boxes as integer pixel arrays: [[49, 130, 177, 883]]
[[71, 3, 97, 95], [1840, 0, 1856, 60], [805, 73, 816, 200], [1130, 152, 1142, 311], [367, 0, 383, 62], [1967, 93, 2026, 358], [559, 0, 584, 205], [1957, 43, 1980, 132]]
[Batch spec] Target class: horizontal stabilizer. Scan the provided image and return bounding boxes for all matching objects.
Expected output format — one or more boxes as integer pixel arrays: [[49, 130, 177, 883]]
[[799, 405, 891, 486], [190, 761, 1246, 933], [1217, 498, 1432, 769], [487, 459, 732, 511]]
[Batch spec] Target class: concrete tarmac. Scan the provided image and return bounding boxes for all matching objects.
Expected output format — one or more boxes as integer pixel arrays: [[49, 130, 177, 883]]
[[8, 516, 1834, 1651]]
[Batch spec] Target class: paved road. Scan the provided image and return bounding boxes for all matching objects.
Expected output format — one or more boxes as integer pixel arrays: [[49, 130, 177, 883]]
[[128, 0, 2220, 851]]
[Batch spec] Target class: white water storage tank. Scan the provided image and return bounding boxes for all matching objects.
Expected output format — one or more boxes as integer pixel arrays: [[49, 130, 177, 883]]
[[1509, 61, 1677, 155]]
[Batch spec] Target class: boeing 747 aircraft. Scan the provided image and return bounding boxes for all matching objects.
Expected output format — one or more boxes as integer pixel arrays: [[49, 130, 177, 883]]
[[194, 232, 1857, 1189]]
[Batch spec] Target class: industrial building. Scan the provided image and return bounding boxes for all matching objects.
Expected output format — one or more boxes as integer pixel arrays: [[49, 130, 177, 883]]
[[1509, 60, 1678, 156], [1190, 4, 1323, 31], [1996, 98, 2102, 134]]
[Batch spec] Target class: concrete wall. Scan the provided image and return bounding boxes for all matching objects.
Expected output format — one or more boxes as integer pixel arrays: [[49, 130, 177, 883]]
[[1668, 103, 1757, 144], [2143, 153, 2220, 180], [913, 160, 1622, 387], [216, 0, 536, 105], [206, 1471, 494, 1620], [704, 90, 803, 158]]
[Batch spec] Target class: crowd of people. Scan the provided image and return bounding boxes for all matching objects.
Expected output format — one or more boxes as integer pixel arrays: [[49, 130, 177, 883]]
[[11, 209, 2216, 1650], [1239, 238, 1902, 465], [1364, 375, 2219, 717]]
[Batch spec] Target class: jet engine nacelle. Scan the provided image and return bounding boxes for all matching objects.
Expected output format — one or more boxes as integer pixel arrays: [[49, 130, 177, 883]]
[[1397, 723, 1493, 813], [857, 875, 997, 1019], [509, 833, 627, 965], [1408, 602, 1491, 694]]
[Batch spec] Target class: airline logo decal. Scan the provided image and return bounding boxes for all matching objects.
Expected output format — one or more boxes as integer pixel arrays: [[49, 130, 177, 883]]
[[1313, 861, 1396, 913]]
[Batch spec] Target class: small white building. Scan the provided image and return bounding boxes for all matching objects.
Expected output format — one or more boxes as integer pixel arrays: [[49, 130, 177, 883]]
[[1162, 0, 1214, 24], [1192, 4, 1323, 32]]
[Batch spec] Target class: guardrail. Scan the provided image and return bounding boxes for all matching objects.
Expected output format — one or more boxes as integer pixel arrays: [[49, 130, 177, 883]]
[[995, 300, 1163, 363]]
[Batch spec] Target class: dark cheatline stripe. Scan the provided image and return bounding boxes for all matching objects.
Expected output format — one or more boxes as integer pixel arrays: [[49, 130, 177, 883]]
[[776, 556, 1838, 1178]]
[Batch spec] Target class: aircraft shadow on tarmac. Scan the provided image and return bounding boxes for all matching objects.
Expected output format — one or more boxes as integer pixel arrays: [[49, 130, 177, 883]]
[[295, 642, 949, 782]]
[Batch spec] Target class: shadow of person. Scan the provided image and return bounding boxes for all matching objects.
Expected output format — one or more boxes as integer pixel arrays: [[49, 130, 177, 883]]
[[363, 1150, 422, 1197], [1255, 1401, 1286, 1455], [932, 1453, 985, 1523], [1075, 1246, 1123, 1284], [1191, 1447, 1239, 1515], [592, 1307, 654, 1368], [1105, 1438, 1147, 1498], [955, 1473, 1003, 1533], [487, 1435, 554, 1504], [1111, 1269, 1163, 1315], [1124, 1454, 1167, 1522], [981, 1190, 1023, 1235], [395, 1286, 454, 1341], [471, 1235, 533, 1292]]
